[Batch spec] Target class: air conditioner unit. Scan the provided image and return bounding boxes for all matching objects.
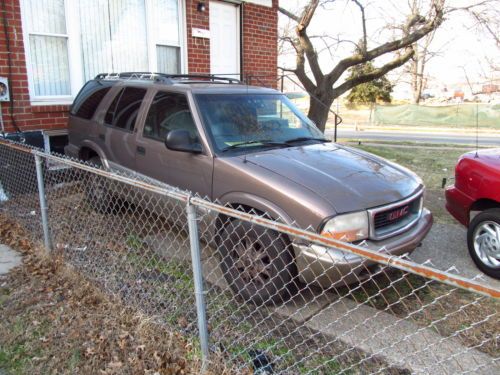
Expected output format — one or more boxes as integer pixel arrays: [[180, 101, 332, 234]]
[[0, 77, 10, 102]]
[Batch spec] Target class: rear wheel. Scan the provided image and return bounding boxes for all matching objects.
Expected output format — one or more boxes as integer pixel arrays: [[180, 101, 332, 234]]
[[85, 157, 118, 214], [218, 220, 297, 305], [467, 208, 500, 279]]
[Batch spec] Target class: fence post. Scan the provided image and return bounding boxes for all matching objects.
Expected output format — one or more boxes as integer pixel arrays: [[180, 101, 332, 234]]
[[186, 201, 209, 371], [34, 153, 52, 252]]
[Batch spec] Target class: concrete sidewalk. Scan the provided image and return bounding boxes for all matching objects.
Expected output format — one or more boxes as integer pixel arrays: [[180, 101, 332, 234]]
[[0, 244, 22, 275], [146, 234, 498, 374]]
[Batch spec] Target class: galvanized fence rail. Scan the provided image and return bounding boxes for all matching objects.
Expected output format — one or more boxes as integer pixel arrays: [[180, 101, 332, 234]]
[[0, 139, 498, 374]]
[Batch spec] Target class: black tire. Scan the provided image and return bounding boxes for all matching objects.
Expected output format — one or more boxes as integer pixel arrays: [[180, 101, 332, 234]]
[[467, 208, 500, 279], [218, 220, 297, 305], [85, 157, 118, 214]]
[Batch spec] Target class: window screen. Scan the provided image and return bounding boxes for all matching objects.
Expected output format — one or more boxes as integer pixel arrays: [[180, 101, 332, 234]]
[[143, 92, 197, 140], [105, 87, 147, 131], [24, 0, 70, 96]]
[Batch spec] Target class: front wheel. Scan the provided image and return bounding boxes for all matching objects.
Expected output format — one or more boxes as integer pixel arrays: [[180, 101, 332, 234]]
[[218, 220, 297, 305], [467, 208, 500, 279]]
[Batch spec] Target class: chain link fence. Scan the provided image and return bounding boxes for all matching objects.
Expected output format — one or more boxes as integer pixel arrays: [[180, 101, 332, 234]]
[[0, 139, 498, 374]]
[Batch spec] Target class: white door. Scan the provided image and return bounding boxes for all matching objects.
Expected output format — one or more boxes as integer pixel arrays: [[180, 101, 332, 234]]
[[210, 1, 240, 78]]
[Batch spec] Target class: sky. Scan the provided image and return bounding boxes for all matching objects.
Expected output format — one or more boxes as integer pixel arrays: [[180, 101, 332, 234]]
[[278, 0, 499, 97]]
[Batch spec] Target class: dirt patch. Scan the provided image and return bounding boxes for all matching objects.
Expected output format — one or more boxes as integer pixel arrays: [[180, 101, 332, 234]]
[[0, 215, 235, 375]]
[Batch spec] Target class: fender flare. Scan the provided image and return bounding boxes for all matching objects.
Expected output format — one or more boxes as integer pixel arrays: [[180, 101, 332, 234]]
[[217, 191, 294, 225], [80, 140, 109, 169]]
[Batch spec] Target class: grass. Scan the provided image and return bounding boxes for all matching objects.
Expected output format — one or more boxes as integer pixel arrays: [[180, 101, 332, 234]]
[[342, 139, 488, 148]]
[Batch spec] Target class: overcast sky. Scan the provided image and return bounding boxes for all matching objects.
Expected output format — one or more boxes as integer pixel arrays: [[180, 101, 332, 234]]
[[278, 0, 499, 93]]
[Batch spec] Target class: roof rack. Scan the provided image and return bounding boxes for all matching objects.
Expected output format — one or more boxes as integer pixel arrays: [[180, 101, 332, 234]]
[[94, 72, 242, 85]]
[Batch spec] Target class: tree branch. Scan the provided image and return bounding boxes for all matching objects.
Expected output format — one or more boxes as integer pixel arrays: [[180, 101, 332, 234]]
[[278, 6, 300, 23], [352, 0, 367, 54], [294, 1, 324, 84], [332, 47, 415, 98], [326, 2, 443, 85]]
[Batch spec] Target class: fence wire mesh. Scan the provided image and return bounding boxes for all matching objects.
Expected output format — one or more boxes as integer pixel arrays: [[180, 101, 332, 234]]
[[0, 139, 498, 374]]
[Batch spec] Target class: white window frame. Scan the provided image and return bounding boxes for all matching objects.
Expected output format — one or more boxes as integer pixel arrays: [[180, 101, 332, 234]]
[[20, 0, 187, 106]]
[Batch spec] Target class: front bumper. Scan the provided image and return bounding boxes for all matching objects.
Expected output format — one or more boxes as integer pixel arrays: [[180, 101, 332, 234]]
[[294, 208, 433, 288]]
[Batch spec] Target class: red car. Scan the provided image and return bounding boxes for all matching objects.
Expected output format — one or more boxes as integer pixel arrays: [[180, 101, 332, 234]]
[[445, 148, 500, 279]]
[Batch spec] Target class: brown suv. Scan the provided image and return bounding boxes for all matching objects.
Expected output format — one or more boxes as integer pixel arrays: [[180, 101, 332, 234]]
[[65, 73, 433, 304]]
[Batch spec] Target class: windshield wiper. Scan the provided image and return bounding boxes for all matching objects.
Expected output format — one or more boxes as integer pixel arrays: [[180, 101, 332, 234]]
[[284, 136, 330, 144], [221, 140, 286, 152]]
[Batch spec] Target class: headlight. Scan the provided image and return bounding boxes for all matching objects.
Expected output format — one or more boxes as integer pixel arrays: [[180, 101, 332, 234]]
[[321, 211, 369, 242]]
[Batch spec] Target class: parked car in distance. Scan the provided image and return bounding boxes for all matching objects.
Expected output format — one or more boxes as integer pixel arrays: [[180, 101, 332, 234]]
[[446, 148, 500, 279], [65, 73, 433, 304]]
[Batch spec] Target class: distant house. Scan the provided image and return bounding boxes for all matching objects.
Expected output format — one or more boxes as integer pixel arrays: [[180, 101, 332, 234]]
[[482, 84, 499, 94], [0, 0, 278, 134]]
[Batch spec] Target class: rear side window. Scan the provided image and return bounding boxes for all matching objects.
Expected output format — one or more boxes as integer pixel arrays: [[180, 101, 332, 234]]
[[104, 87, 147, 131], [143, 91, 197, 140], [71, 80, 113, 120]]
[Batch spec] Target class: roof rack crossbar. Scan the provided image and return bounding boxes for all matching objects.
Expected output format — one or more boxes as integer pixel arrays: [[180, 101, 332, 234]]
[[94, 72, 241, 85]]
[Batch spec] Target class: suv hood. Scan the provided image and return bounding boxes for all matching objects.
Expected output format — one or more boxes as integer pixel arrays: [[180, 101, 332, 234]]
[[240, 143, 421, 213]]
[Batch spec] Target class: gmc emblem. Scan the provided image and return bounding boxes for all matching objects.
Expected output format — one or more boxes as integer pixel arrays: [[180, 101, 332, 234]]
[[388, 205, 409, 221]]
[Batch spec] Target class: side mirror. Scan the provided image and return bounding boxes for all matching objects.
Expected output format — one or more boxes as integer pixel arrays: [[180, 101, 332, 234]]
[[165, 129, 202, 153]]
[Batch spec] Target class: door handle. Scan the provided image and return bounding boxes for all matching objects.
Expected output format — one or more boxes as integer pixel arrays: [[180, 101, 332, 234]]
[[98, 133, 105, 141], [136, 146, 146, 155]]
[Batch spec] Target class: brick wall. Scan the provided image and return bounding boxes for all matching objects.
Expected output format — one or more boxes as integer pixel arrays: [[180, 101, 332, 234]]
[[242, 0, 279, 88], [186, 0, 211, 74], [0, 0, 278, 133], [0, 0, 69, 133]]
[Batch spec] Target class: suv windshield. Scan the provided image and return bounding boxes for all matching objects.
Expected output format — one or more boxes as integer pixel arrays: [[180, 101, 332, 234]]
[[195, 94, 327, 153]]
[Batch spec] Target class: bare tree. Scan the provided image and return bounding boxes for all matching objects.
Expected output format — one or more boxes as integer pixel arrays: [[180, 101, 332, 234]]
[[408, 26, 436, 104], [279, 0, 446, 132], [464, 1, 500, 74]]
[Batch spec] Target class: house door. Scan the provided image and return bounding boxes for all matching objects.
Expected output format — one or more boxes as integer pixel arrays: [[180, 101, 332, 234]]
[[210, 1, 240, 78]]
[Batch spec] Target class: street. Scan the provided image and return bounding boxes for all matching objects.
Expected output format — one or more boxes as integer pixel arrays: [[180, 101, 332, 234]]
[[326, 127, 500, 146]]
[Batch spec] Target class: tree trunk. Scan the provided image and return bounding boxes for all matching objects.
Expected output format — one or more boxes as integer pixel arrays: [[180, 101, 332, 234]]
[[307, 95, 334, 133]]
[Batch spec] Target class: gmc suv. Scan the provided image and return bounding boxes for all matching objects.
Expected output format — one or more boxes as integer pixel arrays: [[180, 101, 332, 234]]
[[65, 73, 433, 304]]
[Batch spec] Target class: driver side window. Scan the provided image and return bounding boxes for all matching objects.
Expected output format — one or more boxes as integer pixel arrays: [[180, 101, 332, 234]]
[[143, 91, 198, 141]]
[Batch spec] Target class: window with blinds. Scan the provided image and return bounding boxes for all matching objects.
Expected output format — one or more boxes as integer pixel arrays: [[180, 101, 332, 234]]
[[22, 0, 184, 101], [24, 0, 70, 97]]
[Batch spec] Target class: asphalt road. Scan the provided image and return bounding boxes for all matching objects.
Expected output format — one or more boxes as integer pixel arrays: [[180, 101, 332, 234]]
[[326, 128, 500, 146]]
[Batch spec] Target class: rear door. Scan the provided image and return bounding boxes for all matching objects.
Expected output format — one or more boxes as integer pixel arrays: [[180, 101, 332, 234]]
[[102, 86, 148, 173], [135, 89, 213, 198]]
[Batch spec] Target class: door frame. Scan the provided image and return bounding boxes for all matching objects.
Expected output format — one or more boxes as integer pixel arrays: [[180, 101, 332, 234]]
[[209, 0, 242, 79]]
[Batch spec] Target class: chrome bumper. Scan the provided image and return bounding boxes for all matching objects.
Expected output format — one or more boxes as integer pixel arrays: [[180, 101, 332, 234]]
[[295, 208, 433, 288]]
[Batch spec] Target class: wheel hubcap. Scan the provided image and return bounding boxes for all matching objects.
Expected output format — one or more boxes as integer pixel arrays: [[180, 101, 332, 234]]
[[473, 220, 500, 269], [232, 238, 271, 286]]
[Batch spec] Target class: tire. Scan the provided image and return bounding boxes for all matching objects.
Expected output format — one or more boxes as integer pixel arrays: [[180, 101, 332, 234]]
[[218, 220, 297, 305], [85, 157, 118, 214], [467, 208, 500, 279]]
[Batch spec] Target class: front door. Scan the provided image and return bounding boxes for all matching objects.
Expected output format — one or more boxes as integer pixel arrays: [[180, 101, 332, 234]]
[[135, 90, 213, 198], [210, 1, 240, 78]]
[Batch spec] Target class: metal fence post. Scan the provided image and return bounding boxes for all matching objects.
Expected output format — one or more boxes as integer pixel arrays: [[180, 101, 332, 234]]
[[34, 153, 52, 252], [186, 201, 209, 371]]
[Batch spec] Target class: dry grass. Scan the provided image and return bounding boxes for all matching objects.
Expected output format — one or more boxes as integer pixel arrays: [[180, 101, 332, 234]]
[[0, 214, 235, 375]]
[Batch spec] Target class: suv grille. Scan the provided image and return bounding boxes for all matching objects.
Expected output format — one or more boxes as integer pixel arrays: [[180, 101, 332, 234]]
[[368, 192, 423, 240]]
